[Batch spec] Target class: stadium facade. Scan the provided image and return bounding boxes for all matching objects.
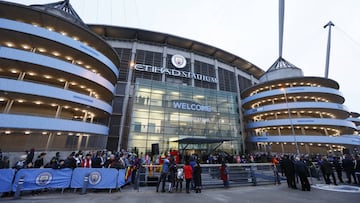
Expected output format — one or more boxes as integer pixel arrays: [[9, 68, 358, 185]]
[[0, 1, 119, 151], [0, 1, 359, 155], [242, 58, 360, 155], [88, 24, 263, 156]]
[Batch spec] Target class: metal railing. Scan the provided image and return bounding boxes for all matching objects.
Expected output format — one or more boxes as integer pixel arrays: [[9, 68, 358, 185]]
[[135, 163, 278, 191]]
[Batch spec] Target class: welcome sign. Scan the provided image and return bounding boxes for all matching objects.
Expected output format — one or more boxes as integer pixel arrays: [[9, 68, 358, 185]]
[[172, 100, 212, 112]]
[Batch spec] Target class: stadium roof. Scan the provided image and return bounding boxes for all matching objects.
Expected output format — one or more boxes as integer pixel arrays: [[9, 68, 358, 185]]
[[266, 56, 302, 73], [89, 24, 265, 79], [31, 0, 88, 28]]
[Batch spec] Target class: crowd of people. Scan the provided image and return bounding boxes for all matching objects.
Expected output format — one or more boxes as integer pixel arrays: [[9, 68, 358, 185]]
[[0, 148, 144, 185], [0, 148, 149, 197], [1, 147, 360, 195], [156, 155, 203, 194], [271, 153, 360, 191]]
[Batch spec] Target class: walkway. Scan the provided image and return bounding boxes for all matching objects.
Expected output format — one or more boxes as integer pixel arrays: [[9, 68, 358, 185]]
[[2, 181, 359, 203]]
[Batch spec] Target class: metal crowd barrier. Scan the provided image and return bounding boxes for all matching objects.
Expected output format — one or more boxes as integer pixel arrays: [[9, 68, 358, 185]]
[[0, 168, 131, 199], [0, 163, 279, 197], [356, 172, 360, 183], [135, 163, 277, 191]]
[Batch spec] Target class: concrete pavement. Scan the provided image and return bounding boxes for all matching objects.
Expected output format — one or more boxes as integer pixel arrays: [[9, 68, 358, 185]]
[[1, 181, 359, 203]]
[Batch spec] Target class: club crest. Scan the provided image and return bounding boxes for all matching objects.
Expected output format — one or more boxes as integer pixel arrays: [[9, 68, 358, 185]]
[[88, 171, 102, 185], [35, 172, 53, 186], [171, 54, 187, 69]]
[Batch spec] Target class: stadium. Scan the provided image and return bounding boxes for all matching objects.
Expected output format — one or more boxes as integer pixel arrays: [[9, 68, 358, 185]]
[[0, 1, 359, 156]]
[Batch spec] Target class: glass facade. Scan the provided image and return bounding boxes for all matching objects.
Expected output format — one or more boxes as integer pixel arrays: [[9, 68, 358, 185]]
[[128, 78, 242, 156]]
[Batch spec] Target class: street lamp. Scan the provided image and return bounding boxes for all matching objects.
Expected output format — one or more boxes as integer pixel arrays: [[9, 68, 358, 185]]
[[281, 88, 300, 155]]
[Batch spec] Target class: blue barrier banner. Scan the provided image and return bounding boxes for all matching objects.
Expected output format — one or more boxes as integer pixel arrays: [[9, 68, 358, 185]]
[[117, 169, 126, 187], [70, 168, 118, 189], [12, 168, 72, 192], [0, 169, 15, 192]]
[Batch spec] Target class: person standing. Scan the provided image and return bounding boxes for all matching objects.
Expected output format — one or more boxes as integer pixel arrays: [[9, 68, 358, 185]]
[[183, 161, 193, 193], [272, 155, 281, 184], [220, 162, 229, 188], [175, 167, 184, 192], [156, 156, 170, 192], [26, 148, 35, 166], [0, 156, 9, 169], [45, 157, 59, 169], [34, 152, 46, 168], [80, 153, 92, 168], [342, 154, 357, 184], [104, 154, 115, 168], [193, 160, 202, 193], [55, 152, 61, 165], [64, 152, 77, 169], [354, 155, 360, 184], [92, 151, 103, 168], [13, 155, 27, 171], [333, 156, 344, 183], [189, 156, 196, 189], [294, 156, 311, 191], [280, 155, 296, 189], [167, 158, 177, 192], [320, 156, 337, 185]]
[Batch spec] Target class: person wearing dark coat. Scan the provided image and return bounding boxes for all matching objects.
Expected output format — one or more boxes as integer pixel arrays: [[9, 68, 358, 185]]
[[167, 158, 177, 192], [64, 152, 77, 169], [354, 155, 360, 185], [332, 156, 344, 183], [193, 161, 202, 193], [0, 156, 10, 169], [26, 148, 35, 165], [342, 154, 358, 184], [110, 157, 124, 169], [320, 156, 337, 185], [92, 152, 103, 168], [45, 157, 59, 169], [34, 152, 46, 168], [294, 156, 311, 191], [280, 155, 296, 189], [104, 154, 116, 168]]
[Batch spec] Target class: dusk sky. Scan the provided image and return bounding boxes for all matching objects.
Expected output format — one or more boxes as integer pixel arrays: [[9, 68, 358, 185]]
[[8, 0, 360, 113]]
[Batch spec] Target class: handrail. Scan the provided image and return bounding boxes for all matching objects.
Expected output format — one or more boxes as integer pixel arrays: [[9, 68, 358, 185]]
[[135, 163, 277, 191]]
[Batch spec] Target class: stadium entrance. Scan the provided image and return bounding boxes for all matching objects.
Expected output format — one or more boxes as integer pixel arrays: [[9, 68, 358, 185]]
[[127, 79, 243, 157]]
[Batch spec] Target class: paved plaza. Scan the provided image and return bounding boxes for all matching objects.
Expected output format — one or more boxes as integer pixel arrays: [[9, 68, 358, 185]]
[[1, 181, 359, 203]]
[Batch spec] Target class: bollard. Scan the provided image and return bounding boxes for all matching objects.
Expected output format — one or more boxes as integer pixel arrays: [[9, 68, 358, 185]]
[[13, 175, 25, 200], [308, 167, 313, 185], [250, 166, 257, 186], [134, 170, 140, 191], [80, 173, 89, 195]]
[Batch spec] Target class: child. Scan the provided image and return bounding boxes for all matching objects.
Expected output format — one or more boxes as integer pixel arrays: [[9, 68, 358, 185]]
[[175, 167, 184, 192]]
